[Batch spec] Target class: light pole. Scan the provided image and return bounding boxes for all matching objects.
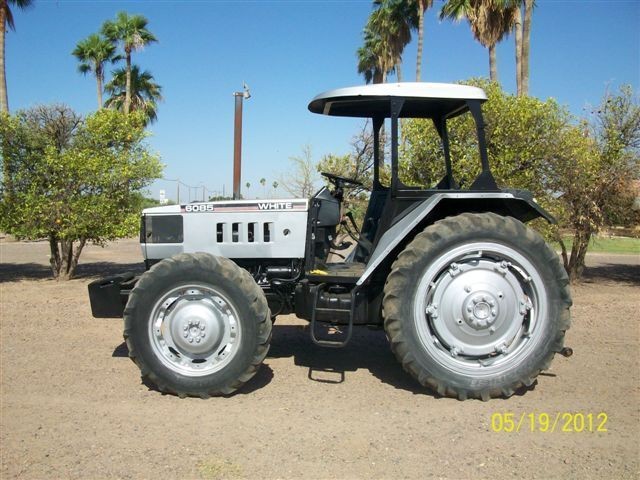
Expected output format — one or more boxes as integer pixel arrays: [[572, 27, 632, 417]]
[[233, 83, 251, 200]]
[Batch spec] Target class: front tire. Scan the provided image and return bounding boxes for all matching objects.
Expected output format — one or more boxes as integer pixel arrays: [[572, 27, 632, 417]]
[[383, 213, 571, 400], [124, 253, 271, 398]]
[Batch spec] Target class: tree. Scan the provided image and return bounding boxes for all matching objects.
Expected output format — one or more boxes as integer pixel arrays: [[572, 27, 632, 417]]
[[72, 33, 118, 108], [548, 85, 640, 279], [279, 145, 320, 198], [357, 27, 390, 84], [401, 79, 639, 281], [412, 0, 434, 81], [441, 0, 518, 82], [520, 0, 534, 95], [372, 0, 415, 81], [259, 177, 266, 197], [357, 4, 406, 84], [0, 0, 33, 112], [0, 107, 163, 280], [104, 65, 162, 125], [101, 11, 157, 115]]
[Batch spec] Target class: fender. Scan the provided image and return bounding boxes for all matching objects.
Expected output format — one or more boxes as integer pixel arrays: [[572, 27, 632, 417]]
[[357, 191, 554, 286]]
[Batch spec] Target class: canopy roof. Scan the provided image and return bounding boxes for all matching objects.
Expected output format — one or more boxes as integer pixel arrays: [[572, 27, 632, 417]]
[[308, 82, 487, 119]]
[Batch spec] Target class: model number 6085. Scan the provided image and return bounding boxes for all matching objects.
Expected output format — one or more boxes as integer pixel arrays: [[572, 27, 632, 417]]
[[184, 204, 214, 213]]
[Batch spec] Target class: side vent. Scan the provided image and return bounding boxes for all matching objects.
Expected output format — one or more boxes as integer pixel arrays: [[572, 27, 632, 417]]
[[248, 222, 257, 243], [263, 222, 273, 243], [232, 223, 241, 243], [215, 221, 273, 244]]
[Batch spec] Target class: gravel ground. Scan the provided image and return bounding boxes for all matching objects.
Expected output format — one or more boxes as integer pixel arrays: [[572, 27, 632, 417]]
[[1, 238, 639, 479]]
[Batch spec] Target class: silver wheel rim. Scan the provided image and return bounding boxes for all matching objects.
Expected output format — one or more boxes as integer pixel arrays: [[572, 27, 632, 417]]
[[148, 283, 242, 376], [413, 242, 547, 377]]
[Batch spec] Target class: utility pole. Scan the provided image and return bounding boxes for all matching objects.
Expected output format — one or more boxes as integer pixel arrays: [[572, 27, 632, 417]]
[[233, 83, 251, 200]]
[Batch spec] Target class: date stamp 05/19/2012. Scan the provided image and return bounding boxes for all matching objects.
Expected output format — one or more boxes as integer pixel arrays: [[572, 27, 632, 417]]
[[491, 412, 608, 433]]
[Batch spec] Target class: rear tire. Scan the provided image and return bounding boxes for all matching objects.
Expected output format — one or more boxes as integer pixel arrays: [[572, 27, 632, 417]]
[[124, 253, 271, 398], [383, 213, 571, 400]]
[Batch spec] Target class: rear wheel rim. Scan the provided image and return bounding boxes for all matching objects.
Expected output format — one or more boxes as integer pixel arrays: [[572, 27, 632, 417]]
[[413, 242, 548, 377], [148, 283, 242, 377]]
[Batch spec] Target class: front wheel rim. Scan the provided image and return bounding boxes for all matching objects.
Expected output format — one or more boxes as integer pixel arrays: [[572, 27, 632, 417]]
[[148, 283, 242, 377], [413, 242, 548, 377]]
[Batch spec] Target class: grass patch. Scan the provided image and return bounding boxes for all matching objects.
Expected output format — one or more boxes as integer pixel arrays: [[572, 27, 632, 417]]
[[555, 235, 640, 255], [198, 458, 243, 480]]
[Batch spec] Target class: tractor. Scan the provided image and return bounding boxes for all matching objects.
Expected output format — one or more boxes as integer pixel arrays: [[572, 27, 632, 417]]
[[89, 82, 572, 400]]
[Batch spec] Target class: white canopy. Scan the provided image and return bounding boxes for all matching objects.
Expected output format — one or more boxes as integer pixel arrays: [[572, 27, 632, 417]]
[[308, 82, 487, 119]]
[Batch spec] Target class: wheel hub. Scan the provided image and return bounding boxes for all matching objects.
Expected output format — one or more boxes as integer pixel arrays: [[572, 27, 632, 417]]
[[170, 300, 224, 354], [463, 293, 498, 329], [425, 258, 527, 356]]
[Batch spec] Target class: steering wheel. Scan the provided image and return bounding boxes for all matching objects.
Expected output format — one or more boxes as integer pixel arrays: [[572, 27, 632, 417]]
[[321, 172, 363, 188]]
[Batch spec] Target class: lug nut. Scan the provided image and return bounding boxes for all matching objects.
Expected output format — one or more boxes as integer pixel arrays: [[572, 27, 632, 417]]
[[188, 337, 194, 343]]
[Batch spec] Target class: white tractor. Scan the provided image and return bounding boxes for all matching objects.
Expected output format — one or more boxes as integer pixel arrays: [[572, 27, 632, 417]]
[[89, 83, 572, 400]]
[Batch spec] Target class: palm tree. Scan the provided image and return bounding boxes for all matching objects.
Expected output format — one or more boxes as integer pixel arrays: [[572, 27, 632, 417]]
[[413, 0, 434, 81], [519, 0, 534, 95], [372, 0, 415, 81], [357, 31, 385, 84], [0, 0, 33, 112], [102, 11, 157, 114], [441, 0, 517, 82], [104, 65, 162, 124], [259, 178, 266, 197], [72, 34, 118, 108]]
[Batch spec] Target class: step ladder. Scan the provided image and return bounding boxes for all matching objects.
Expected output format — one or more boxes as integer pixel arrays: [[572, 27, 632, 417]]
[[309, 283, 357, 348]]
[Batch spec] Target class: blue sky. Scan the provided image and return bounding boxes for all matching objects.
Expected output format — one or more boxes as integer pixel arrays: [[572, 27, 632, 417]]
[[6, 0, 639, 201]]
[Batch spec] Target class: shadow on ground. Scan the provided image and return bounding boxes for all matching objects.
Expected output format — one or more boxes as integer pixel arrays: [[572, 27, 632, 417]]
[[112, 341, 275, 396], [111, 324, 543, 398], [582, 263, 640, 286], [0, 261, 145, 283], [268, 324, 428, 395]]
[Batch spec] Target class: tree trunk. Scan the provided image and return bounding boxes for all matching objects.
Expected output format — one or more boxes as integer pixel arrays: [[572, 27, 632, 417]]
[[416, 1, 424, 81], [96, 65, 103, 109], [521, 0, 534, 96], [66, 238, 86, 280], [514, 6, 523, 96], [555, 231, 569, 273], [125, 49, 132, 114], [48, 236, 86, 280], [49, 234, 61, 278], [396, 62, 402, 82], [0, 5, 8, 112], [488, 44, 498, 82], [567, 229, 591, 282]]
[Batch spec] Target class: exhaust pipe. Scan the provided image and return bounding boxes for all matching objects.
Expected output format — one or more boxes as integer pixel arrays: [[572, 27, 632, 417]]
[[232, 84, 251, 200]]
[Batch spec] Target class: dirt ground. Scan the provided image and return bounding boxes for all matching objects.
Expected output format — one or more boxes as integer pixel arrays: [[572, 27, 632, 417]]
[[1, 238, 638, 479]]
